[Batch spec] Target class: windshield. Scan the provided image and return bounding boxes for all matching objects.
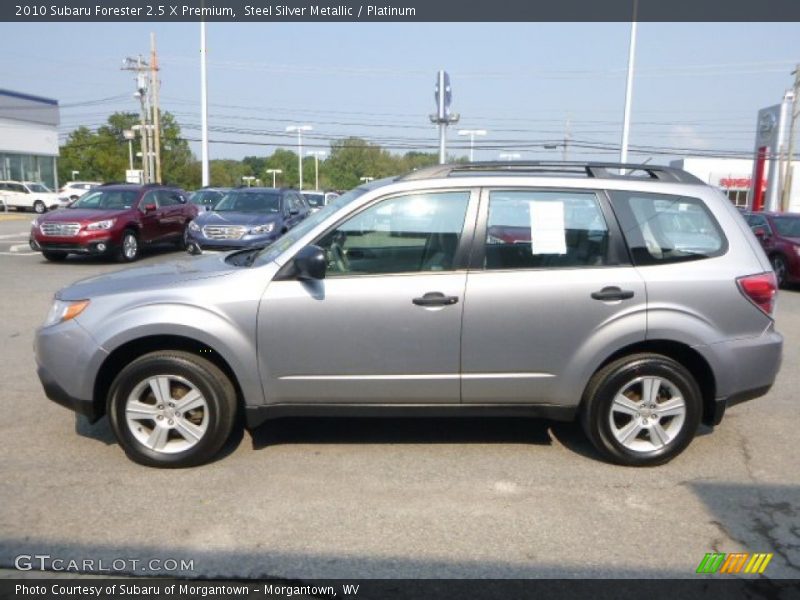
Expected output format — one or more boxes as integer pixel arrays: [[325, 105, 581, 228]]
[[773, 216, 800, 238], [214, 191, 280, 212], [26, 183, 52, 193], [302, 192, 325, 208], [70, 190, 138, 210], [251, 186, 370, 266], [191, 190, 225, 206]]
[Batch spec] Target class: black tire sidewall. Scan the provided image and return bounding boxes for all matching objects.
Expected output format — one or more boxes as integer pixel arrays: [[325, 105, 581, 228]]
[[108, 353, 236, 468], [586, 356, 702, 466], [771, 255, 787, 287]]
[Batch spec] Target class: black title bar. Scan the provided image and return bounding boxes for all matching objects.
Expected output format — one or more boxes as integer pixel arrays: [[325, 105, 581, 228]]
[[4, 0, 800, 22]]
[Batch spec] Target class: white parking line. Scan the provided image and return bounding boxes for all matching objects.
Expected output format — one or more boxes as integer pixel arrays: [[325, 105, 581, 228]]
[[0, 232, 28, 239], [0, 252, 38, 256]]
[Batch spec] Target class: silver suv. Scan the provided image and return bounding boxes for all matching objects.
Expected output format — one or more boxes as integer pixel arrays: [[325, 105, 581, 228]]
[[35, 162, 783, 468]]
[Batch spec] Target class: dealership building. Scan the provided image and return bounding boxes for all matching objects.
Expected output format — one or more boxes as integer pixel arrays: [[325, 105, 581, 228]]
[[0, 89, 60, 190], [670, 157, 800, 212]]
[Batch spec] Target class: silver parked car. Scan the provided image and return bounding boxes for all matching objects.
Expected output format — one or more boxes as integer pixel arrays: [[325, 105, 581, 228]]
[[35, 162, 783, 468]]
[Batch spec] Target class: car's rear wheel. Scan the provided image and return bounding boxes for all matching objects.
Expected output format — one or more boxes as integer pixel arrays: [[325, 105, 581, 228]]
[[107, 351, 237, 468], [581, 353, 702, 466], [116, 229, 139, 262], [771, 254, 788, 288], [42, 251, 68, 262], [33, 200, 46, 214]]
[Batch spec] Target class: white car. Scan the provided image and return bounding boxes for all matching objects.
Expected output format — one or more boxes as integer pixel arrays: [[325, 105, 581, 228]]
[[0, 181, 60, 214], [56, 181, 102, 209]]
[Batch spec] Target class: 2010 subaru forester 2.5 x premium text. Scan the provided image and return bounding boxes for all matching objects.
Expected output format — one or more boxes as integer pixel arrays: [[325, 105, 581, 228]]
[[35, 162, 783, 468]]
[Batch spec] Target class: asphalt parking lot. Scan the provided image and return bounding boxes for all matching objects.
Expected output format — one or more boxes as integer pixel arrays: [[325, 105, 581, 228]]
[[0, 214, 798, 580]]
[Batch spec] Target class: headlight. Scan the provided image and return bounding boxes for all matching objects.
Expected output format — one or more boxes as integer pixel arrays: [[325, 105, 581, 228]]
[[250, 223, 275, 234], [794, 246, 800, 258], [42, 299, 90, 328], [86, 219, 115, 231], [188, 221, 200, 232], [31, 218, 39, 227]]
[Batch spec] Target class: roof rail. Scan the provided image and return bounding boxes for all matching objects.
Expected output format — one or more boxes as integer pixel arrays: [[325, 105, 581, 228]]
[[400, 161, 704, 184]]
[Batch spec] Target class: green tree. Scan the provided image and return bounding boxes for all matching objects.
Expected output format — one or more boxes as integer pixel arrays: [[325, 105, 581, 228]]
[[58, 111, 198, 189]]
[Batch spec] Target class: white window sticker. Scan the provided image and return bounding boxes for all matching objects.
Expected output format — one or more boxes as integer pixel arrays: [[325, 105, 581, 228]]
[[530, 200, 567, 254]]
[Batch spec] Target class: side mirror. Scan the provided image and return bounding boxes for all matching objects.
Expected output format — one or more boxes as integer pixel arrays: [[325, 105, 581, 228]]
[[753, 227, 767, 240], [289, 207, 300, 216], [294, 245, 326, 280], [143, 203, 157, 213]]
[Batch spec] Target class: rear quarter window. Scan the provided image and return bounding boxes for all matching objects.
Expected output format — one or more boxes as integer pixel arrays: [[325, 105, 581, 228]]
[[608, 191, 727, 265]]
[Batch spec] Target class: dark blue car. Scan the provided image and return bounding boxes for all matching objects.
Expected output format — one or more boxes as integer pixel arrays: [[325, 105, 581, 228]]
[[186, 187, 311, 251]]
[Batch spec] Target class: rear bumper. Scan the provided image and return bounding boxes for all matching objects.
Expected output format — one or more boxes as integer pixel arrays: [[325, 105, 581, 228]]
[[700, 328, 783, 425]]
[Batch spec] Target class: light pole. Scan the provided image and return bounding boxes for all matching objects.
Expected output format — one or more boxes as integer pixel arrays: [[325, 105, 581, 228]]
[[458, 129, 487, 162], [123, 129, 136, 170], [306, 150, 327, 190], [266, 169, 282, 187], [620, 1, 638, 166], [242, 176, 255, 187], [70, 170, 80, 181], [286, 125, 313, 189], [498, 152, 521, 161]]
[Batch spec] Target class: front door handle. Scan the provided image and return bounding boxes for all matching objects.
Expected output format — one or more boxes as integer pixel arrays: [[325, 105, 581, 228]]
[[412, 292, 459, 307], [591, 286, 634, 301]]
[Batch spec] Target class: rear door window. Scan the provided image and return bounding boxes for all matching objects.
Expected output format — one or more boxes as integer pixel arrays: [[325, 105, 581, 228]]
[[608, 191, 726, 265], [483, 190, 610, 269]]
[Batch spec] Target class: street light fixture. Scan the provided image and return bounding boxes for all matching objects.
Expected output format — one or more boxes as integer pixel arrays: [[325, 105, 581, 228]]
[[457, 129, 487, 162], [70, 170, 80, 181], [242, 176, 256, 187], [498, 152, 521, 161], [285, 125, 313, 190], [360, 176, 374, 184], [266, 168, 282, 187], [306, 150, 327, 190]]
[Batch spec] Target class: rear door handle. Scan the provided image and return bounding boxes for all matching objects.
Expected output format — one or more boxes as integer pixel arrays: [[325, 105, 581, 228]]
[[412, 292, 459, 307], [591, 286, 634, 301]]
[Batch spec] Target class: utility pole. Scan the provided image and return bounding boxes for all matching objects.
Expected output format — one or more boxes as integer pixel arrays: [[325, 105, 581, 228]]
[[781, 65, 800, 212], [123, 55, 151, 183], [458, 129, 487, 162], [563, 116, 571, 161], [150, 32, 162, 184]]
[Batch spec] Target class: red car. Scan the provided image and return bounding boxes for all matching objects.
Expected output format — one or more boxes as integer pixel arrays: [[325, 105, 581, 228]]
[[30, 183, 198, 262], [744, 211, 800, 288]]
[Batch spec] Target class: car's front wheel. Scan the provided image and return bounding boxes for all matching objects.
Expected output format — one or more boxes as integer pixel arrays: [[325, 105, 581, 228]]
[[581, 353, 702, 466], [33, 200, 46, 214], [42, 251, 68, 262], [116, 229, 139, 262], [108, 351, 238, 468]]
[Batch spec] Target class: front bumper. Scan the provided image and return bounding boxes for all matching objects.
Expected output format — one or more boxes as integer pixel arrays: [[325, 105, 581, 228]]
[[31, 235, 115, 255], [35, 319, 108, 422]]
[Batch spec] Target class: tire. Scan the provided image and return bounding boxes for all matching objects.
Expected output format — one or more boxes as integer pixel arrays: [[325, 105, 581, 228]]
[[771, 254, 788, 289], [581, 353, 702, 467], [33, 200, 46, 214], [116, 229, 139, 262], [107, 351, 238, 468], [42, 251, 68, 262]]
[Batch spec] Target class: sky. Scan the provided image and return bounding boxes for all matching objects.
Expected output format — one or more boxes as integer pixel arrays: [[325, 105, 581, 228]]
[[2, 21, 800, 164]]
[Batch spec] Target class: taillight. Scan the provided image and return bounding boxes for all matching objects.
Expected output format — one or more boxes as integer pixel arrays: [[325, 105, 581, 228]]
[[737, 272, 777, 316]]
